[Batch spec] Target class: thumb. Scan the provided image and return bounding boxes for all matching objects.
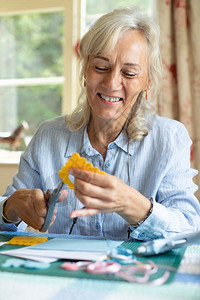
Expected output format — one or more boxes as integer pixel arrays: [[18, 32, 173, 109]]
[[57, 189, 68, 202]]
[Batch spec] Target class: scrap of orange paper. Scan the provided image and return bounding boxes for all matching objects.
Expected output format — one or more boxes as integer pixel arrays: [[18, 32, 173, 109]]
[[58, 152, 106, 189], [6, 236, 48, 246]]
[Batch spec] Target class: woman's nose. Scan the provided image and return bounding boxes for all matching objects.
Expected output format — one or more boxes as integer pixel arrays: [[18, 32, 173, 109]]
[[102, 71, 122, 91]]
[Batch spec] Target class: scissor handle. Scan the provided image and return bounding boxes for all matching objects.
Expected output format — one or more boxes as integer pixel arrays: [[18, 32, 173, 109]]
[[40, 189, 61, 232]]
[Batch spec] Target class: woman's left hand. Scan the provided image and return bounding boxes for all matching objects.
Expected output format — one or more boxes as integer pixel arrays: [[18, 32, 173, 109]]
[[68, 168, 152, 225]]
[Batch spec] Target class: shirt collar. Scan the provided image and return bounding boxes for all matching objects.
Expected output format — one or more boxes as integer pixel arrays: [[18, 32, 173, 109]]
[[111, 130, 134, 156], [65, 127, 135, 157], [64, 127, 85, 157]]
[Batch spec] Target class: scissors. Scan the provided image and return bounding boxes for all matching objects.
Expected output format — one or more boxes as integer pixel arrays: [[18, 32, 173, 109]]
[[40, 181, 64, 232], [40, 180, 85, 233]]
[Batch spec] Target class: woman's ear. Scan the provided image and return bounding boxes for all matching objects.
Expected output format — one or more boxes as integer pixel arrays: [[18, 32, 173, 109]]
[[145, 79, 151, 91]]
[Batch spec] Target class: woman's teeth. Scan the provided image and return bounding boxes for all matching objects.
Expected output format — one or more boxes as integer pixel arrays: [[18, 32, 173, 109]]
[[99, 93, 122, 102]]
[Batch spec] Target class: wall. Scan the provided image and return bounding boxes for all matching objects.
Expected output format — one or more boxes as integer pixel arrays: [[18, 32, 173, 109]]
[[0, 163, 18, 195], [0, 151, 20, 195]]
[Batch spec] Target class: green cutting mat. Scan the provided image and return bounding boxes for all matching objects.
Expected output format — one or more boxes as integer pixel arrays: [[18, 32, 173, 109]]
[[0, 234, 186, 283]]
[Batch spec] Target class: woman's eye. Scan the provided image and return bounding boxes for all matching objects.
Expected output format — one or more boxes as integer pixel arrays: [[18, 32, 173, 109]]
[[123, 72, 136, 78], [95, 66, 108, 71]]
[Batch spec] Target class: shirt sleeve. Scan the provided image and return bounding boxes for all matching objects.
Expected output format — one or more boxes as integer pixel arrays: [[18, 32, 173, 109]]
[[0, 117, 68, 233], [130, 124, 200, 241], [0, 197, 27, 232]]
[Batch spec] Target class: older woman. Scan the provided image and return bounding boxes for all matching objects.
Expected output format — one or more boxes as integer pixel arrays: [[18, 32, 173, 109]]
[[0, 7, 199, 240]]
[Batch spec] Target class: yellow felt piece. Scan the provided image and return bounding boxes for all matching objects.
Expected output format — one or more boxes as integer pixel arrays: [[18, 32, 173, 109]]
[[59, 152, 106, 189], [6, 236, 48, 246]]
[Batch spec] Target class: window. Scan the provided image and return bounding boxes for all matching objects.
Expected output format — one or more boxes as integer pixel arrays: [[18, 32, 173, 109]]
[[0, 11, 64, 140], [84, 0, 153, 34], [0, 0, 81, 152]]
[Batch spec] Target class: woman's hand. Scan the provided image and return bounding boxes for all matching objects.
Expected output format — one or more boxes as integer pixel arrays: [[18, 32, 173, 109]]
[[3, 188, 68, 230], [68, 168, 152, 225]]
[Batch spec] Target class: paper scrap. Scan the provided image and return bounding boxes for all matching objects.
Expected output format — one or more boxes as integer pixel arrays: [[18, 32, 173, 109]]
[[6, 236, 48, 246], [0, 247, 107, 262], [1, 238, 122, 263], [0, 249, 58, 263]]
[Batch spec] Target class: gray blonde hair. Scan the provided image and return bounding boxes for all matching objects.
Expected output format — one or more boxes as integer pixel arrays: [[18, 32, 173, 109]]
[[66, 7, 162, 141]]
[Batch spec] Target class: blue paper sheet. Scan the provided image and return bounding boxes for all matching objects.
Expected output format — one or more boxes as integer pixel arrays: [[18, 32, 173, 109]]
[[30, 238, 122, 252]]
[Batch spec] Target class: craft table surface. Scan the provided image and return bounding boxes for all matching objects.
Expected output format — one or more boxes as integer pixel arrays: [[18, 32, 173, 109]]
[[0, 231, 200, 300]]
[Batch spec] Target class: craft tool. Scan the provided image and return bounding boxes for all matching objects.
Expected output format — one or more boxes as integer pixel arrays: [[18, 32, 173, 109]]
[[135, 231, 200, 256]]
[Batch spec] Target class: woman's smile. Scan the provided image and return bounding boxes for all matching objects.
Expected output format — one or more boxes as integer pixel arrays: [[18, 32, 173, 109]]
[[97, 93, 123, 104]]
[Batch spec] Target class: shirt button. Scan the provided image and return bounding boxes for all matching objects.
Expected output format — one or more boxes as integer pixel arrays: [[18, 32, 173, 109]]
[[109, 144, 115, 149], [138, 233, 145, 240], [106, 162, 110, 168], [95, 223, 100, 230]]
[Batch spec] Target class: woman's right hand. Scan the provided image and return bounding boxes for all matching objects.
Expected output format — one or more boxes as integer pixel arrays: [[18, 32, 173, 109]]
[[3, 188, 67, 230]]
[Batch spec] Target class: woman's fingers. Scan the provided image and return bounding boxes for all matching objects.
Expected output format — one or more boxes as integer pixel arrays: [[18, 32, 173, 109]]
[[5, 187, 66, 231], [33, 189, 48, 217], [57, 189, 68, 202], [69, 169, 125, 212], [49, 213, 57, 228], [68, 168, 109, 188], [70, 169, 115, 200], [10, 189, 48, 230]]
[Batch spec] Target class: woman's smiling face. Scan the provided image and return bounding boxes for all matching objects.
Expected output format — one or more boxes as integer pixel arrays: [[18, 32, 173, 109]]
[[84, 29, 149, 126]]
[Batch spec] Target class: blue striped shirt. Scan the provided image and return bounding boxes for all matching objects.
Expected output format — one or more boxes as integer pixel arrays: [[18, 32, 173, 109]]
[[0, 115, 200, 240]]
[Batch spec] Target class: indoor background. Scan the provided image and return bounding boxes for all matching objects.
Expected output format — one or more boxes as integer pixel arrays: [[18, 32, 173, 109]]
[[0, 0, 199, 200]]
